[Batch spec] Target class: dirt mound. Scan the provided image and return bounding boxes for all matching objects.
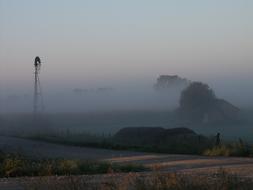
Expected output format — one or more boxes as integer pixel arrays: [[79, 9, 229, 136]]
[[114, 127, 197, 146], [163, 127, 196, 136]]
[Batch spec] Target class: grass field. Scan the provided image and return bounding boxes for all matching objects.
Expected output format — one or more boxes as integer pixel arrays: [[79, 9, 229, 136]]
[[1, 136, 253, 189], [0, 152, 147, 178], [1, 109, 253, 141], [22, 169, 253, 190]]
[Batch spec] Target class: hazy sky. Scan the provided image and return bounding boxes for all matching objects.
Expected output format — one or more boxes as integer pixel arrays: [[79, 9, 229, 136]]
[[0, 0, 253, 111]]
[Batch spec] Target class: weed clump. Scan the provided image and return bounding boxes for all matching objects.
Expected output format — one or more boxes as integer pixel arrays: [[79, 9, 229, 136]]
[[0, 152, 147, 177], [203, 140, 251, 157]]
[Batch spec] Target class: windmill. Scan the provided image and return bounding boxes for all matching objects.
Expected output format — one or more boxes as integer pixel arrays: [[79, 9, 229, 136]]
[[33, 56, 44, 116]]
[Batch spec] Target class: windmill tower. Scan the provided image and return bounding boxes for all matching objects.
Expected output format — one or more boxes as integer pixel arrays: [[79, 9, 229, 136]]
[[33, 56, 44, 116]]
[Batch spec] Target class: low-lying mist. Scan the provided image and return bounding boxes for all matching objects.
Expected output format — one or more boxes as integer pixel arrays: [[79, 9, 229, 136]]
[[1, 80, 253, 113], [1, 76, 253, 143], [0, 85, 182, 113]]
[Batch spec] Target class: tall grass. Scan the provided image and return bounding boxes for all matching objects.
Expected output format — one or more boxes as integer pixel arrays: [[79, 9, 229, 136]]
[[0, 152, 147, 178], [24, 169, 253, 190], [203, 140, 252, 157]]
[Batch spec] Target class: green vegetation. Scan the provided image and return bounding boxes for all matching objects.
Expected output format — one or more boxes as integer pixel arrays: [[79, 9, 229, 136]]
[[203, 141, 252, 157], [0, 152, 147, 178], [25, 169, 253, 190]]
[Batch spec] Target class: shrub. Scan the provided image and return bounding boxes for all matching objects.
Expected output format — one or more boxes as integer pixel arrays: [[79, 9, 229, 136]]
[[203, 142, 252, 157], [3, 156, 25, 177], [58, 160, 79, 175]]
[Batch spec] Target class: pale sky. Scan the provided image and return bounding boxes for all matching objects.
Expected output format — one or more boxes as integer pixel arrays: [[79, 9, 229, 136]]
[[0, 0, 253, 111]]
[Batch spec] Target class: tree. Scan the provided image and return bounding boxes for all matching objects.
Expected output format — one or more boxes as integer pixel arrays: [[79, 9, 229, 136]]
[[178, 82, 216, 122]]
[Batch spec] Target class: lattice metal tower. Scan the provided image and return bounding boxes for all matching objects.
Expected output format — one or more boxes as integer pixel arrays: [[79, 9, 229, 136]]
[[33, 56, 44, 115]]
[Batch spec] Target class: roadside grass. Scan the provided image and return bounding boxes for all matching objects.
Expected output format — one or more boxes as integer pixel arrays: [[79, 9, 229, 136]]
[[24, 169, 253, 190], [0, 152, 148, 178], [203, 141, 252, 157]]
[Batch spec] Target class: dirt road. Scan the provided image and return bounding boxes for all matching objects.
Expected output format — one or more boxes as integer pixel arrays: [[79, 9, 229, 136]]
[[1, 136, 253, 189]]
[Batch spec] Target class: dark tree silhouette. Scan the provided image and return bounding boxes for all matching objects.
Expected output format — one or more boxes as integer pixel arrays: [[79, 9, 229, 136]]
[[178, 82, 216, 122], [178, 81, 240, 123], [180, 82, 216, 110]]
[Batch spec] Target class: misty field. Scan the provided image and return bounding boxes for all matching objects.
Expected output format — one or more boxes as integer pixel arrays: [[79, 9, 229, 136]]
[[1, 0, 252, 189], [1, 109, 253, 139]]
